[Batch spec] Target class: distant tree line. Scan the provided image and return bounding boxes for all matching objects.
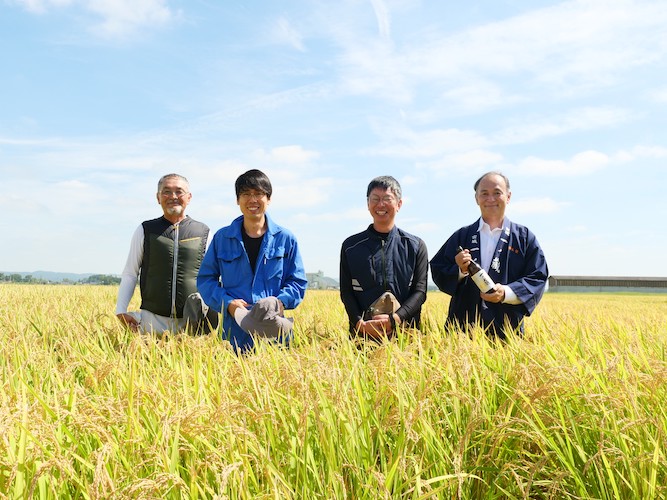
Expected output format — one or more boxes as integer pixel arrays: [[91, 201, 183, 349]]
[[0, 273, 121, 285]]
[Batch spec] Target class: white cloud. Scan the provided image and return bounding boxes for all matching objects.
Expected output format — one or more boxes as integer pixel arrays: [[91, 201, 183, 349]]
[[418, 150, 504, 174], [405, 0, 667, 88], [323, 0, 667, 116], [252, 145, 320, 165], [13, 0, 177, 38], [13, 0, 73, 14], [0, 193, 47, 214], [516, 150, 609, 176], [337, 41, 411, 103], [292, 207, 368, 224], [494, 107, 632, 145], [509, 197, 570, 215], [402, 221, 438, 235], [272, 175, 337, 209], [614, 145, 667, 162], [369, 0, 391, 40], [439, 80, 525, 115], [88, 0, 175, 37], [273, 16, 306, 52], [651, 88, 667, 103], [399, 174, 419, 185], [368, 124, 489, 158], [367, 105, 631, 166]]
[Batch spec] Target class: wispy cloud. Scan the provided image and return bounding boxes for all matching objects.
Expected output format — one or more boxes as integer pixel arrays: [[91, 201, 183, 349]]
[[326, 0, 667, 112], [614, 145, 667, 161], [651, 88, 667, 103], [493, 107, 633, 145], [11, 0, 74, 14], [509, 197, 570, 215], [292, 207, 368, 225], [417, 150, 504, 175], [273, 16, 306, 51], [514, 143, 667, 178], [368, 124, 489, 158], [369, 0, 391, 40], [368, 105, 631, 165], [276, 176, 338, 209], [251, 145, 320, 165], [13, 0, 177, 38], [439, 81, 526, 115], [516, 150, 610, 176], [88, 0, 176, 38]]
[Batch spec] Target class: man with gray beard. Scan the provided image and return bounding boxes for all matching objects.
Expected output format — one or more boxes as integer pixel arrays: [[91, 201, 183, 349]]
[[115, 173, 217, 335]]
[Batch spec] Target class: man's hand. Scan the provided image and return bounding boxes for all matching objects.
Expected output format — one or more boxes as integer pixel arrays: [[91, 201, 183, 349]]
[[480, 283, 505, 303], [117, 313, 139, 332], [355, 314, 393, 339], [455, 248, 471, 274], [227, 299, 250, 316]]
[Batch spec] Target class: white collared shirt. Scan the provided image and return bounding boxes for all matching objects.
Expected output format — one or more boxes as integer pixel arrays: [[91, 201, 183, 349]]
[[478, 218, 504, 272], [470, 217, 521, 305]]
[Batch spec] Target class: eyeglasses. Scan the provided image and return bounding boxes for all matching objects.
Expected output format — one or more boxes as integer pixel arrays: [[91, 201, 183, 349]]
[[239, 191, 267, 200], [368, 195, 397, 204], [160, 190, 189, 198]]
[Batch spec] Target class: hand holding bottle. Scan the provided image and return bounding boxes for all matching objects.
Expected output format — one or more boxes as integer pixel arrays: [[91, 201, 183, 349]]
[[480, 285, 505, 303], [455, 246, 472, 274], [456, 246, 496, 293]]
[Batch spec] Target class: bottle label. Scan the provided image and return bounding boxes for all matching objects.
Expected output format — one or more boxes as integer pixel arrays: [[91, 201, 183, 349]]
[[471, 270, 495, 293]]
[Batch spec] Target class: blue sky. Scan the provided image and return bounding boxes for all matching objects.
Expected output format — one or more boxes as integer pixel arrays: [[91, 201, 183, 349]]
[[2, 0, 666, 279]]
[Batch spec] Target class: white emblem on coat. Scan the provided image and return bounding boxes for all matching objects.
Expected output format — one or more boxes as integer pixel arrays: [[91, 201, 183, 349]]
[[491, 256, 501, 273]]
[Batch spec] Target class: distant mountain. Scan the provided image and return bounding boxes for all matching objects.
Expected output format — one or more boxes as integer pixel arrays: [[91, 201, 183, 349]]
[[1, 271, 107, 283]]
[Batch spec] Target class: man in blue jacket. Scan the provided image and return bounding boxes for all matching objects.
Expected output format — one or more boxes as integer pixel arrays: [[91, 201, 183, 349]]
[[340, 175, 428, 339], [430, 171, 548, 339], [197, 169, 307, 352]]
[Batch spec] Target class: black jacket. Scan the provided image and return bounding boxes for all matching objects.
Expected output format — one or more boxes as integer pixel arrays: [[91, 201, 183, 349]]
[[340, 225, 428, 333]]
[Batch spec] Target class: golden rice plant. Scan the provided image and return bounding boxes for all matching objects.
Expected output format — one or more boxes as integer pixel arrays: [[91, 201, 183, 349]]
[[1, 284, 666, 499]]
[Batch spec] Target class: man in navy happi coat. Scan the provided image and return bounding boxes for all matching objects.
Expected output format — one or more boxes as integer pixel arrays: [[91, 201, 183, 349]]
[[430, 171, 548, 339]]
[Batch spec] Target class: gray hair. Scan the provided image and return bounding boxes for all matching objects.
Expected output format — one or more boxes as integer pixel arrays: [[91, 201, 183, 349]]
[[157, 173, 190, 193], [366, 175, 402, 201], [474, 171, 510, 192]]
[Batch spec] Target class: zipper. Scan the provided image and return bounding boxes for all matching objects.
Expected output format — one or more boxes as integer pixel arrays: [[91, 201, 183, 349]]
[[381, 237, 388, 291], [171, 222, 180, 319]]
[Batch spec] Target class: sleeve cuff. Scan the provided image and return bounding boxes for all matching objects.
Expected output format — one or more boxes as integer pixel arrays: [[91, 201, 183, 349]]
[[502, 285, 522, 305]]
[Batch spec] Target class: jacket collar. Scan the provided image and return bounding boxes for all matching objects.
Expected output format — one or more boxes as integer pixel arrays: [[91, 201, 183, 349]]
[[367, 223, 398, 239], [226, 213, 277, 239]]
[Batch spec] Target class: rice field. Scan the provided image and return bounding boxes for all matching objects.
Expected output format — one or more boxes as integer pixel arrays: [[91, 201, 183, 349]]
[[1, 284, 666, 499]]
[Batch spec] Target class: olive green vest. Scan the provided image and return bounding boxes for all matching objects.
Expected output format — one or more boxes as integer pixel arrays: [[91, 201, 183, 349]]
[[140, 216, 209, 317]]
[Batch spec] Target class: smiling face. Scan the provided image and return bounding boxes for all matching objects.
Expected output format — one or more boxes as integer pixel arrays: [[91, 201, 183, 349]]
[[237, 188, 271, 221], [157, 176, 191, 222], [475, 173, 511, 226], [368, 187, 402, 232]]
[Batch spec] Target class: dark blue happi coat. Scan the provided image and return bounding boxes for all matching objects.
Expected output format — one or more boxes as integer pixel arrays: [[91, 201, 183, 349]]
[[430, 218, 549, 338]]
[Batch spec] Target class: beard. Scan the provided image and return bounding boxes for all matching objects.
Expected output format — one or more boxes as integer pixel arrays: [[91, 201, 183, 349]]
[[165, 205, 183, 216]]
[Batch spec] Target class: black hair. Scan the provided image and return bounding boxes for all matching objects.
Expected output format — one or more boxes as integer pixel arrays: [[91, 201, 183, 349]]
[[235, 169, 273, 199]]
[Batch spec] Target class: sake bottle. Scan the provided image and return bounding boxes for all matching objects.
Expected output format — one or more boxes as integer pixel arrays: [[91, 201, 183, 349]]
[[457, 246, 495, 293]]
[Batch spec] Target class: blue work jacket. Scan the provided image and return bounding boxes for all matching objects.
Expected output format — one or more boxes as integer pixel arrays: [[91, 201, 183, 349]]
[[197, 214, 307, 352]]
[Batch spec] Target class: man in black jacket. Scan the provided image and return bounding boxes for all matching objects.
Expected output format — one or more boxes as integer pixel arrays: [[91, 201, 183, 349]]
[[339, 176, 428, 339]]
